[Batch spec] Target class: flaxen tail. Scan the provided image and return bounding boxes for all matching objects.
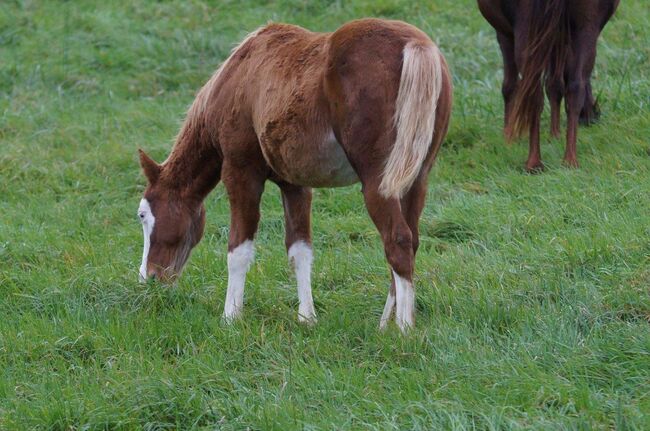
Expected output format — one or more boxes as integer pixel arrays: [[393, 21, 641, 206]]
[[379, 41, 443, 199]]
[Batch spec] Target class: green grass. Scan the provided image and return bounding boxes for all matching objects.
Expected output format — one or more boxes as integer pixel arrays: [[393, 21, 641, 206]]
[[1, 0, 649, 429]]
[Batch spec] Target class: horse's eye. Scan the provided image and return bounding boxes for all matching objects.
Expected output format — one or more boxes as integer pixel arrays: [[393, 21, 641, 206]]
[[139, 212, 145, 220]]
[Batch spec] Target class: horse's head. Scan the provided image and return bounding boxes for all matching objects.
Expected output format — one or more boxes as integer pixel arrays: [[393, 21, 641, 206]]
[[137, 150, 206, 282]]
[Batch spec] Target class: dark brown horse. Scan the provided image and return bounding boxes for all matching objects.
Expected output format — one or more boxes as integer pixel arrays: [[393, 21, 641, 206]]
[[477, 0, 619, 171], [137, 19, 453, 332]]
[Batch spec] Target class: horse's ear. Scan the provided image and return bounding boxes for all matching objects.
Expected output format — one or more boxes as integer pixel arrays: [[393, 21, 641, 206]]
[[138, 149, 161, 184]]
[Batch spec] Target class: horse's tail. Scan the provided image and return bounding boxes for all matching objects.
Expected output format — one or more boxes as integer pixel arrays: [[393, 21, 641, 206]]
[[507, 0, 569, 140], [379, 41, 443, 199]]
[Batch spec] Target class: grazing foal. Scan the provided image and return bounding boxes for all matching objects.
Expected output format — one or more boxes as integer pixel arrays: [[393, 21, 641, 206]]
[[136, 19, 452, 332], [477, 0, 619, 171]]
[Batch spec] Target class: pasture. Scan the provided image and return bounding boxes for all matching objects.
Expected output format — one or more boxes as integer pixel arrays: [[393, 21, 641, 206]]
[[1, 0, 649, 428]]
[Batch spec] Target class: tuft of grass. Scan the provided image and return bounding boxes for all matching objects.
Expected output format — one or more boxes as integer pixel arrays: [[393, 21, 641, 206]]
[[1, 0, 649, 429]]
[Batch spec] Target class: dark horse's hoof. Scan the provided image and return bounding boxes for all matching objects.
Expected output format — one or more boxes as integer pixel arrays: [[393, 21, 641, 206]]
[[580, 100, 601, 126], [562, 157, 579, 169], [525, 161, 545, 174]]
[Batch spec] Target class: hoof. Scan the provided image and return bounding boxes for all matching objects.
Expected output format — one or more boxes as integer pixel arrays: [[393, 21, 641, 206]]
[[379, 315, 392, 331], [525, 161, 545, 174], [298, 312, 317, 326], [379, 319, 413, 334], [222, 311, 242, 324], [579, 115, 599, 126], [396, 318, 413, 334], [579, 105, 601, 126], [562, 158, 579, 168]]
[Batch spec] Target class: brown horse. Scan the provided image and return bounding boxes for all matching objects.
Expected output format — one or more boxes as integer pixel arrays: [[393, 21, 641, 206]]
[[136, 19, 453, 332], [477, 0, 619, 171]]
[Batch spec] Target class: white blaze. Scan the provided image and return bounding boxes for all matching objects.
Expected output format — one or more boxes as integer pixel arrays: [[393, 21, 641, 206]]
[[138, 198, 155, 281], [223, 240, 255, 321], [288, 241, 316, 323]]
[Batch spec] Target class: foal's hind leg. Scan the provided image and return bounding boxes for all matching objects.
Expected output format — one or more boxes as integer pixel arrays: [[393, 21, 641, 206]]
[[379, 175, 429, 330], [222, 161, 265, 321], [279, 183, 316, 324], [361, 177, 416, 332], [380, 275, 397, 330]]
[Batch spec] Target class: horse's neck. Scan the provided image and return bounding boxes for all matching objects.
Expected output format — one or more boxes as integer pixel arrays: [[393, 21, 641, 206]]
[[161, 125, 222, 201]]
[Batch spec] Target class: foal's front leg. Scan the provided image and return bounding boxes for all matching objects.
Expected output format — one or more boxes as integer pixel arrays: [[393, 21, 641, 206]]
[[280, 183, 316, 323], [222, 163, 265, 322]]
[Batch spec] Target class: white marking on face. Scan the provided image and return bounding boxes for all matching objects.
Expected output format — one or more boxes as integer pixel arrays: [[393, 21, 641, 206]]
[[138, 198, 155, 281], [288, 241, 316, 323], [223, 240, 255, 321], [393, 271, 415, 332]]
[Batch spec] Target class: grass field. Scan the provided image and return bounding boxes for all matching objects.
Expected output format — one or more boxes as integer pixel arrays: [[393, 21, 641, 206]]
[[1, 0, 649, 429]]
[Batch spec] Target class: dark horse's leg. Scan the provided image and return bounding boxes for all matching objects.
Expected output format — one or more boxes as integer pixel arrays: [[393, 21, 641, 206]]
[[576, 26, 600, 128], [579, 0, 619, 125], [580, 80, 600, 125], [525, 94, 544, 172], [279, 182, 316, 323], [564, 25, 601, 167], [497, 32, 518, 133], [477, 0, 518, 134], [513, 27, 545, 172], [546, 68, 565, 138]]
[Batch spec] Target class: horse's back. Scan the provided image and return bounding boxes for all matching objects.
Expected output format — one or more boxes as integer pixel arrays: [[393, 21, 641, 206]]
[[214, 19, 448, 188], [211, 23, 330, 159], [232, 24, 354, 186]]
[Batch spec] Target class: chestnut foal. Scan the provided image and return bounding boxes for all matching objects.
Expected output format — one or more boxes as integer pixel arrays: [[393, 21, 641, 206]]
[[137, 19, 452, 332], [478, 0, 619, 171]]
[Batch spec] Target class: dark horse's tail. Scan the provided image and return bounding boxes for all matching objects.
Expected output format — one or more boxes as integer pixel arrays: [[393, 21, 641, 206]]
[[507, 0, 569, 140]]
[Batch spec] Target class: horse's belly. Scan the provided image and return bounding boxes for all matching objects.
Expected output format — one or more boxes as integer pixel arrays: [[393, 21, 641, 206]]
[[262, 130, 359, 188]]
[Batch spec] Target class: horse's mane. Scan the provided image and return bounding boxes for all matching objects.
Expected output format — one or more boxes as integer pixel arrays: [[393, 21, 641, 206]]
[[165, 27, 264, 164]]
